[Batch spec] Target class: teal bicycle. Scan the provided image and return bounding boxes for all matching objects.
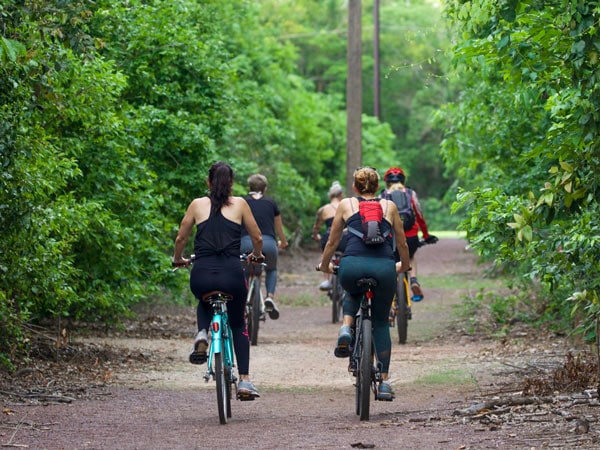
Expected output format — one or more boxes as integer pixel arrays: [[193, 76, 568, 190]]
[[174, 256, 255, 425], [199, 289, 238, 424]]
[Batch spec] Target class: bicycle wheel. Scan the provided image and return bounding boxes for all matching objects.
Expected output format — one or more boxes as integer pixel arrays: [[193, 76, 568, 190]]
[[215, 352, 228, 424], [358, 317, 372, 421], [250, 277, 261, 346], [225, 366, 232, 419], [331, 274, 342, 323], [396, 275, 410, 345]]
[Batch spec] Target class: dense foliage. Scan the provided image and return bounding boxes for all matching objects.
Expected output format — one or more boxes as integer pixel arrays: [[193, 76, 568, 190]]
[[4, 0, 448, 367], [439, 0, 600, 337]]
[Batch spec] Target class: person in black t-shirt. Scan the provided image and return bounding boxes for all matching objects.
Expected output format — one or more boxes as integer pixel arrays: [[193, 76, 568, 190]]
[[241, 174, 288, 320]]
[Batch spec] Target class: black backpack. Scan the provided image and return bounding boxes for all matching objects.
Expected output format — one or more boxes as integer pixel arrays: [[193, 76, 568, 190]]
[[387, 189, 415, 231]]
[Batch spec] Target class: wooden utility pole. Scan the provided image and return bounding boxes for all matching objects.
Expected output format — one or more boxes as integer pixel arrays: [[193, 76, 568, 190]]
[[346, 0, 362, 196], [373, 0, 381, 119]]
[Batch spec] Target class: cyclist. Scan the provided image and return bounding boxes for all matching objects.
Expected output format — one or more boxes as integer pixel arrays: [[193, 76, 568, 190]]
[[381, 167, 438, 301], [172, 161, 264, 399], [240, 174, 288, 320], [311, 180, 348, 290], [318, 167, 410, 400]]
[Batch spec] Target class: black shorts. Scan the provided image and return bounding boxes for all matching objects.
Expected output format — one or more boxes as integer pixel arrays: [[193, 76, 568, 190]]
[[406, 236, 420, 258], [393, 235, 420, 262]]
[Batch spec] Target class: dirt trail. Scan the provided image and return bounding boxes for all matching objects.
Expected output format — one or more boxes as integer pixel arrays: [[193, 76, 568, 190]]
[[1, 239, 596, 449]]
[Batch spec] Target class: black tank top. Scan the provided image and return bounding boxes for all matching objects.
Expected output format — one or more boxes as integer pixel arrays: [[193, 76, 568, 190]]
[[194, 208, 241, 258]]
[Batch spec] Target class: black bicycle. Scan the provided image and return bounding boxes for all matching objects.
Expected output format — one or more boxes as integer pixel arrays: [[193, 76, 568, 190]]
[[327, 251, 344, 323], [242, 254, 267, 346], [350, 277, 389, 421]]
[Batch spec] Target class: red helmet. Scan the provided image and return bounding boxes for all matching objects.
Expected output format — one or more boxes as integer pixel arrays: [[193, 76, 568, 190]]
[[383, 167, 405, 183]]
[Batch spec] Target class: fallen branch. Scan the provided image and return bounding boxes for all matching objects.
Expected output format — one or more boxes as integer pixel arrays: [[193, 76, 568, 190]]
[[454, 396, 555, 416], [1, 413, 28, 448], [0, 390, 74, 403]]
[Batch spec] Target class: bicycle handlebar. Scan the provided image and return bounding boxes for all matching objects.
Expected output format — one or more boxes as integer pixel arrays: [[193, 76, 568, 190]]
[[173, 253, 267, 272], [241, 252, 267, 266], [316, 264, 339, 274]]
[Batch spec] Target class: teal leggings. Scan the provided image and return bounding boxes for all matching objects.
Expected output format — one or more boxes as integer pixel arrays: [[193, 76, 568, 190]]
[[338, 256, 396, 373]]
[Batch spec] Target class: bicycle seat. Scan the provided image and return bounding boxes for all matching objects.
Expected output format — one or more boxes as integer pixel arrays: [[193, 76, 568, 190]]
[[356, 277, 378, 289], [201, 290, 234, 303]]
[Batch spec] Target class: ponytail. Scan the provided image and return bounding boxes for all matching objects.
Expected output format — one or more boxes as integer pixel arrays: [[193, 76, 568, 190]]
[[208, 162, 233, 211]]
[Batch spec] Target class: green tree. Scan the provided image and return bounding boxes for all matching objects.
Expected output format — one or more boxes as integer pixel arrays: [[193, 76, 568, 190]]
[[439, 0, 600, 335]]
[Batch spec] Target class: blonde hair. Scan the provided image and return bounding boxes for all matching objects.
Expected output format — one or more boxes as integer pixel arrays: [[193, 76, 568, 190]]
[[353, 167, 380, 195], [387, 181, 405, 192], [328, 181, 343, 198]]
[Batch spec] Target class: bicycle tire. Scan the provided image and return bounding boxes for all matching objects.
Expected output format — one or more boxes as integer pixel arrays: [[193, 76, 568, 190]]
[[215, 352, 228, 424], [331, 274, 342, 323], [250, 277, 261, 346], [225, 366, 232, 419], [396, 274, 409, 345], [358, 317, 372, 421]]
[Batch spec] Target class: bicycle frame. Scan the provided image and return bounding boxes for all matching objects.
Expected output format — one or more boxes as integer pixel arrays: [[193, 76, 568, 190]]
[[202, 294, 237, 424], [204, 299, 235, 379]]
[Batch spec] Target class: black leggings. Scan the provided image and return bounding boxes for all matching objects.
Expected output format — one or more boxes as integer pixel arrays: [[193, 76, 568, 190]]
[[190, 256, 250, 374]]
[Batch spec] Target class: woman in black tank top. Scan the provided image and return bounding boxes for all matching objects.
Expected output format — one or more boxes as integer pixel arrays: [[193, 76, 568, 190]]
[[172, 162, 264, 399]]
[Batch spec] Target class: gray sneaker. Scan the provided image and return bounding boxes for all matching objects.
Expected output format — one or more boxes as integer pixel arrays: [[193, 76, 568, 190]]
[[237, 380, 260, 400], [377, 380, 395, 401], [189, 329, 208, 364]]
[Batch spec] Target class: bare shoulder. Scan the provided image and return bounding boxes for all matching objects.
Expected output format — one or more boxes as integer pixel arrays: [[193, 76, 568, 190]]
[[231, 196, 249, 208], [189, 196, 210, 210], [382, 198, 398, 220]]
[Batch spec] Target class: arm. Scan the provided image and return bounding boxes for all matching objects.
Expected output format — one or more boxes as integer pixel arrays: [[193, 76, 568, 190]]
[[411, 191, 429, 239], [311, 206, 324, 241], [241, 200, 264, 258], [274, 215, 288, 249], [387, 201, 411, 273], [319, 200, 347, 272], [172, 200, 198, 265]]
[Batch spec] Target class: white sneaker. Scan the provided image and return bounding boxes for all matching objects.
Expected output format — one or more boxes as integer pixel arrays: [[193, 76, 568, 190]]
[[319, 280, 332, 291], [264, 297, 279, 320]]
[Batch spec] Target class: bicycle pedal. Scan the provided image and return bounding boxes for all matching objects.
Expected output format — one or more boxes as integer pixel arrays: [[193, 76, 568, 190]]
[[237, 392, 256, 401], [189, 352, 207, 365]]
